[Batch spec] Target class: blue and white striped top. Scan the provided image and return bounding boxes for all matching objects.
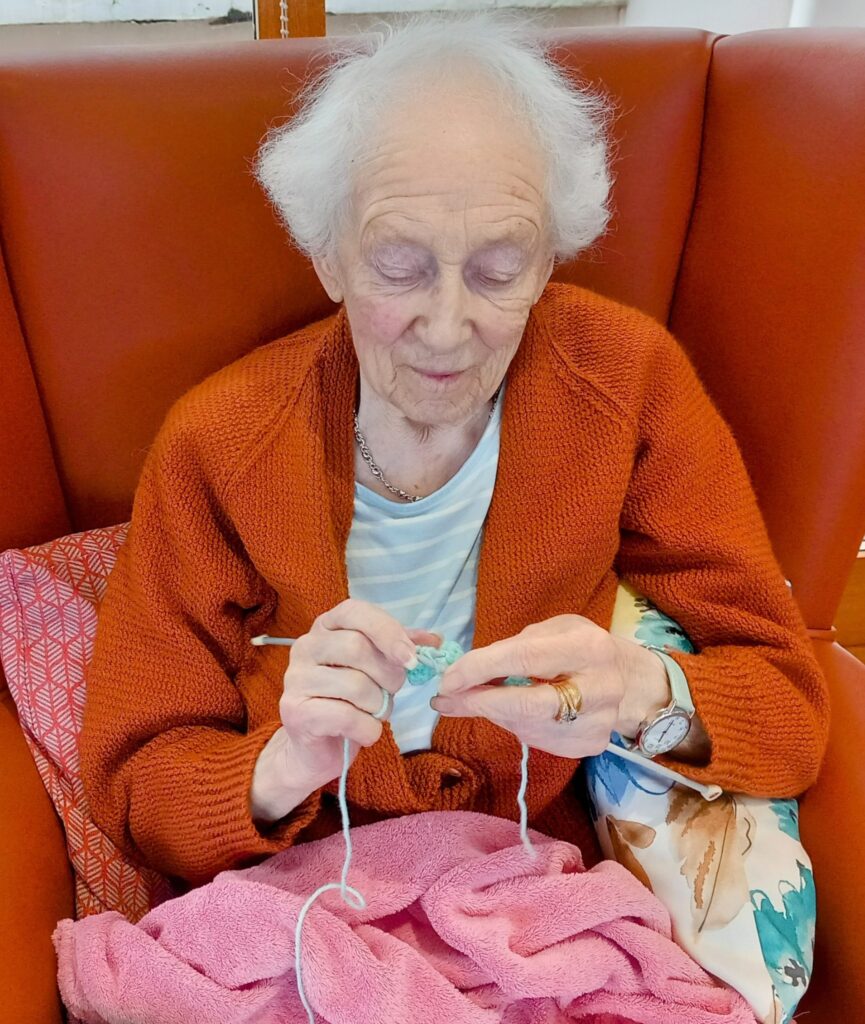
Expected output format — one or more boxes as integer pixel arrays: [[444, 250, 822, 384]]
[[346, 379, 506, 754]]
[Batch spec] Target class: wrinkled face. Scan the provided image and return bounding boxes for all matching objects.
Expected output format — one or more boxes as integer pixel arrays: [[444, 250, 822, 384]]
[[312, 72, 555, 428]]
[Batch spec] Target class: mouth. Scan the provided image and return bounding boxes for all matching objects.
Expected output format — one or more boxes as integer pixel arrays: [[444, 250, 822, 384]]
[[413, 367, 466, 383]]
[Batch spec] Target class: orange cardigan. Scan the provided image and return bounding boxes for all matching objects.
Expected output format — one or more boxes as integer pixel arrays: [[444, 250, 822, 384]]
[[80, 282, 830, 886]]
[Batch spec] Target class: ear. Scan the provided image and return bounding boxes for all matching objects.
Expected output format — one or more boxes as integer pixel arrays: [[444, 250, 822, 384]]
[[534, 249, 555, 303], [311, 250, 344, 303]]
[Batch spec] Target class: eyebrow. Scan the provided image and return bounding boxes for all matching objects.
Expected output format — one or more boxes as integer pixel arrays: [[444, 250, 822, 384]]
[[363, 216, 538, 254], [367, 234, 529, 259]]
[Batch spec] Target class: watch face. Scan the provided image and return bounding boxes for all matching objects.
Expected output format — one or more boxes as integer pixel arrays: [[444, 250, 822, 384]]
[[639, 712, 691, 756]]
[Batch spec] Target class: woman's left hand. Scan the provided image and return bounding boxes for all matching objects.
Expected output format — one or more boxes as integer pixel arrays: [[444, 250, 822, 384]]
[[430, 614, 670, 759]]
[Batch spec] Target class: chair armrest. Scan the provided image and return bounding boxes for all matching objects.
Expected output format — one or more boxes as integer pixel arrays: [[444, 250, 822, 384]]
[[0, 679, 73, 1024], [798, 640, 865, 1024]]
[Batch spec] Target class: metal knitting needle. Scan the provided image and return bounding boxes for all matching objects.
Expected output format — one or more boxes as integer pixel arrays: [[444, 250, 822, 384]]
[[603, 742, 722, 801]]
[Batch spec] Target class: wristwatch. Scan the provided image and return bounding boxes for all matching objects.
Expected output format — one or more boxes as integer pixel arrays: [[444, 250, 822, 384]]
[[626, 645, 695, 757]]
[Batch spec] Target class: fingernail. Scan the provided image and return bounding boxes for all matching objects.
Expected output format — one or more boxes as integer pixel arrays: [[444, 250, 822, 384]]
[[396, 643, 418, 669], [432, 697, 453, 713]]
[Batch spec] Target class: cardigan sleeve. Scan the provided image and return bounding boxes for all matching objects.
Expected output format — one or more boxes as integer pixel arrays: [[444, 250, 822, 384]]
[[614, 325, 830, 798], [80, 408, 323, 887]]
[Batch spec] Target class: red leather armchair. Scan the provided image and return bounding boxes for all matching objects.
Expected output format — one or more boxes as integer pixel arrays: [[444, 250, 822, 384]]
[[1, 27, 863, 1023]]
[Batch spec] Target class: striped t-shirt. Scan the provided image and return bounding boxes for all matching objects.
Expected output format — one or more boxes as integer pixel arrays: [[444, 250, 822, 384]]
[[346, 379, 506, 753]]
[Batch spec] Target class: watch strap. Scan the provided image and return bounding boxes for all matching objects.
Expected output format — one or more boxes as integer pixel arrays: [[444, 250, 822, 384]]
[[644, 645, 695, 717]]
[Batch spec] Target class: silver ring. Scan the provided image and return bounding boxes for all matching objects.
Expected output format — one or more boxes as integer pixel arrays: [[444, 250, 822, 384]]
[[371, 687, 391, 721]]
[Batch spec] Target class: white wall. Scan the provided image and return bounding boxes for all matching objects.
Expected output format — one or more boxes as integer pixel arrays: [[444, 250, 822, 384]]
[[4, 0, 862, 29], [789, 0, 865, 26], [329, 0, 621, 12], [0, 0, 253, 24], [624, 0, 794, 32]]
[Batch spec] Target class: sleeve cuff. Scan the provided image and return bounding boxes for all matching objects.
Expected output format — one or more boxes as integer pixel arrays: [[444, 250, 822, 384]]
[[653, 646, 825, 797], [130, 720, 324, 886]]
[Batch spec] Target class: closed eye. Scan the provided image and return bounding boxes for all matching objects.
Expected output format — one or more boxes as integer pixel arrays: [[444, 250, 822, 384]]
[[377, 268, 421, 285], [478, 274, 515, 287]]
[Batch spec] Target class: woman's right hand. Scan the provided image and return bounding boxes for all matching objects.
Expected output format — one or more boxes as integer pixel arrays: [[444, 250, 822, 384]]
[[250, 599, 439, 825]]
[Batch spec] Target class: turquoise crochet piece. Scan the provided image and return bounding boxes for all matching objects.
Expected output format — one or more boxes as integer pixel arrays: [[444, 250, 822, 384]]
[[409, 640, 533, 688], [406, 640, 464, 685]]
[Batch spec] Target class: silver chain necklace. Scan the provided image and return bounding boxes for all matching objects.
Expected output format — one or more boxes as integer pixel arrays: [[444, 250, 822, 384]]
[[353, 385, 502, 503]]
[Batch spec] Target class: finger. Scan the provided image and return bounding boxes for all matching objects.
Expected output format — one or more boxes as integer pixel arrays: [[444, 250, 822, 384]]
[[315, 599, 416, 667], [285, 696, 384, 748], [431, 682, 615, 759], [436, 634, 568, 696], [407, 628, 442, 647], [284, 664, 393, 717], [431, 681, 557, 725], [439, 623, 610, 697], [304, 629, 406, 694]]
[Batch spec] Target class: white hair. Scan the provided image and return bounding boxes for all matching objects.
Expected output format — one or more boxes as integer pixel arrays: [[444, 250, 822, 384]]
[[252, 10, 617, 264]]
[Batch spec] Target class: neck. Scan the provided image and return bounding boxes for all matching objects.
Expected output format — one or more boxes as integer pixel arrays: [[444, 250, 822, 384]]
[[353, 380, 498, 501]]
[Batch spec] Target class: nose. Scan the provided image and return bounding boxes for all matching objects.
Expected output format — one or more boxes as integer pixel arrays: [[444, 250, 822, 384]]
[[415, 268, 474, 359]]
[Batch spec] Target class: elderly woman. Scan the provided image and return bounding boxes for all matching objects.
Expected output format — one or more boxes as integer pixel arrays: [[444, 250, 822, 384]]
[[80, 13, 828, 891]]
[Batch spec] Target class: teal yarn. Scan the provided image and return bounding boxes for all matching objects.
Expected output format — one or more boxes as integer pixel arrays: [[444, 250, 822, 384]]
[[405, 639, 464, 685], [293, 640, 537, 1023], [409, 641, 535, 696]]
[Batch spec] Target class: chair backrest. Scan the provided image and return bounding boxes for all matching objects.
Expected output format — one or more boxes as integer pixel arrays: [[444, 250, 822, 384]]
[[0, 29, 711, 542], [0, 29, 862, 619], [667, 28, 865, 630], [2, 28, 865, 1024]]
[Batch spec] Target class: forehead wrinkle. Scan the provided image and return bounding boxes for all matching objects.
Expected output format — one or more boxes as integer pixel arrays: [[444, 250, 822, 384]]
[[360, 210, 539, 259], [356, 167, 545, 210], [357, 205, 542, 249], [353, 135, 547, 202]]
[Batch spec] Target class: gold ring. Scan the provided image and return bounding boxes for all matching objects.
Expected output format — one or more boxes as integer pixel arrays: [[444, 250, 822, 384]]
[[550, 675, 582, 723]]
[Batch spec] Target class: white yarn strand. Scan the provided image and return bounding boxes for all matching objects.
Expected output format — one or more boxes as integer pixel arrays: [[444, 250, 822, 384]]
[[516, 741, 537, 858], [294, 738, 365, 1024]]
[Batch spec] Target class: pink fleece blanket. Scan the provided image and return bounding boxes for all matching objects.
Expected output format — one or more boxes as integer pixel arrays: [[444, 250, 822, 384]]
[[54, 811, 756, 1024]]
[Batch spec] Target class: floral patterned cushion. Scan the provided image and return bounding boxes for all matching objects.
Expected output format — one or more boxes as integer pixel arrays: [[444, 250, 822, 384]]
[[0, 524, 175, 922], [593, 580, 815, 1024]]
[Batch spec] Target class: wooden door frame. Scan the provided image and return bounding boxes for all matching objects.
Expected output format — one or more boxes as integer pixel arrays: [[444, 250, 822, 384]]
[[255, 0, 326, 38]]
